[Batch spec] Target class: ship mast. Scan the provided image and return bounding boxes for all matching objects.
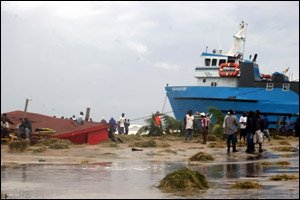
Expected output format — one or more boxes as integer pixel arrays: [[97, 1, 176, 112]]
[[227, 21, 247, 58]]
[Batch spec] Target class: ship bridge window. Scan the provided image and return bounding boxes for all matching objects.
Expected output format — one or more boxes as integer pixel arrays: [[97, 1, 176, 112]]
[[212, 59, 217, 66], [219, 59, 226, 66], [266, 83, 273, 91], [205, 58, 211, 66], [282, 83, 290, 91]]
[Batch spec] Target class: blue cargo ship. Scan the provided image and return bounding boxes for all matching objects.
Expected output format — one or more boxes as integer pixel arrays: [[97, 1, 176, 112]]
[[165, 21, 299, 128]]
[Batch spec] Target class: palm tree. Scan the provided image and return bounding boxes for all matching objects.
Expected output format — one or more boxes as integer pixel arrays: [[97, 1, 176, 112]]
[[137, 113, 181, 136]]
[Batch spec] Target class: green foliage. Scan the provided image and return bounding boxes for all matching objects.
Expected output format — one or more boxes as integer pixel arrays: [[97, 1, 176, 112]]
[[161, 114, 181, 134], [137, 113, 181, 136], [208, 106, 224, 126], [211, 124, 223, 138]]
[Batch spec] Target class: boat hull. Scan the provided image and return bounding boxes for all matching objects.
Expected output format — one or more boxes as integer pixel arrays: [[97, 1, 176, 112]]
[[165, 86, 299, 128]]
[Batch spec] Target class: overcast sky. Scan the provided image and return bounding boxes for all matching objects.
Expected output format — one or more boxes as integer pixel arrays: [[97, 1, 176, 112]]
[[1, 1, 299, 124]]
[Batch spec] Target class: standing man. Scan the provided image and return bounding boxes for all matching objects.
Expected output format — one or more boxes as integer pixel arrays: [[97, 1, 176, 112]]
[[239, 112, 247, 142], [108, 117, 117, 142], [154, 111, 161, 127], [185, 110, 194, 141], [124, 119, 130, 135], [119, 113, 125, 135], [224, 109, 239, 153], [199, 112, 208, 144]]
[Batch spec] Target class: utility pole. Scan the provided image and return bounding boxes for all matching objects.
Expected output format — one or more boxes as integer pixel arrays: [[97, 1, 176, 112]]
[[85, 107, 90, 121], [24, 98, 32, 118]]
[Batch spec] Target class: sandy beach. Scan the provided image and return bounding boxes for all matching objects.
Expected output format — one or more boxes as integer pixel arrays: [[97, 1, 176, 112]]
[[1, 134, 299, 166]]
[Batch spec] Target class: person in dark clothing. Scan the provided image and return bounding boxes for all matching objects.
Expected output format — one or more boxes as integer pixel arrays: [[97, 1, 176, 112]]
[[108, 117, 117, 142], [19, 118, 32, 140], [124, 119, 130, 135], [253, 111, 264, 152], [246, 111, 255, 153]]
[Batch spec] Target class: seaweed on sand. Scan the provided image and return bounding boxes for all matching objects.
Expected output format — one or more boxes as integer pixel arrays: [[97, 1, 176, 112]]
[[8, 140, 29, 153], [189, 152, 214, 161], [158, 168, 209, 193], [270, 174, 298, 181], [231, 181, 261, 189]]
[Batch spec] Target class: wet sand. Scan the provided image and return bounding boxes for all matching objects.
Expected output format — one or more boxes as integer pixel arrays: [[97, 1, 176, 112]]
[[1, 135, 299, 165]]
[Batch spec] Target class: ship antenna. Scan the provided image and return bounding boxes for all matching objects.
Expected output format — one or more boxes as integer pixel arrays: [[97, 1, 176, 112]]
[[227, 21, 247, 58], [242, 22, 248, 60]]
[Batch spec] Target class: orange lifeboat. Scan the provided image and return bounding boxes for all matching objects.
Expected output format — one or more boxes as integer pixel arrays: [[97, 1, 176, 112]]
[[219, 63, 240, 77]]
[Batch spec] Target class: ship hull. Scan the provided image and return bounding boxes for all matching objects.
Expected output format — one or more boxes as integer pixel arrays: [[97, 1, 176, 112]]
[[165, 86, 299, 128]]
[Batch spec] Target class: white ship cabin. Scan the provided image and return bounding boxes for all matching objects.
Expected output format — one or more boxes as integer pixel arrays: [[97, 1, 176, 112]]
[[194, 52, 241, 87], [195, 21, 247, 87]]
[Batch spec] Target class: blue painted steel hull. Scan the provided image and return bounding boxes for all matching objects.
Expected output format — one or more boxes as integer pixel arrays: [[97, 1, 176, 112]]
[[165, 86, 299, 128]]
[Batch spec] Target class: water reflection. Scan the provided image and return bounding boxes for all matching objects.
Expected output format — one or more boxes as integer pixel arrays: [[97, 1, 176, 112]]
[[1, 157, 299, 199]]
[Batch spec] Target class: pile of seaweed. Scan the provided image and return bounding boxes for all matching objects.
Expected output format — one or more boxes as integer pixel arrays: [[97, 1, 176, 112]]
[[189, 152, 214, 161], [158, 168, 209, 193]]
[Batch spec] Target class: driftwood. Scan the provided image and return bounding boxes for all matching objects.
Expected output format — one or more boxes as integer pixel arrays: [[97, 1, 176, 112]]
[[132, 147, 143, 151]]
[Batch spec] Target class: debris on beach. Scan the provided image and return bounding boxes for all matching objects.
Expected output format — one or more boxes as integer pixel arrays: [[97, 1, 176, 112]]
[[189, 152, 214, 161], [8, 140, 29, 153], [208, 141, 225, 148], [270, 174, 298, 181], [132, 147, 143, 151], [40, 138, 72, 149], [272, 146, 298, 152], [130, 139, 157, 147], [158, 167, 209, 193], [261, 161, 291, 166], [231, 181, 261, 189]]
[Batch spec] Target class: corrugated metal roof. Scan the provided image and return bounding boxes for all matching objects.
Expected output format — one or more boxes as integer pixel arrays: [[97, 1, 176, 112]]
[[3, 110, 108, 135]]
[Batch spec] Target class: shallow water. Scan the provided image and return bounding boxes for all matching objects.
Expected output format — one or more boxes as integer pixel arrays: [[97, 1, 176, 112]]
[[1, 155, 299, 199]]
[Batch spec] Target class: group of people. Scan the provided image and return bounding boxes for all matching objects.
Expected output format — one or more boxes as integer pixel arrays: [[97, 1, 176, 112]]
[[107, 113, 131, 142], [72, 111, 85, 125], [184, 110, 211, 144], [224, 109, 272, 153], [279, 115, 297, 135], [1, 113, 32, 141], [182, 108, 282, 154]]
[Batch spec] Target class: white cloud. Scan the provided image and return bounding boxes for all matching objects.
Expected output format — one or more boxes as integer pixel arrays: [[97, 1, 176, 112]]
[[154, 62, 181, 71], [126, 41, 150, 54]]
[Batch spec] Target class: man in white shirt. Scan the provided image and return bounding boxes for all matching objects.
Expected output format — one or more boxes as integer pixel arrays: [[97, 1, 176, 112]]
[[239, 112, 247, 142], [77, 112, 84, 125], [119, 113, 125, 135], [185, 110, 194, 141]]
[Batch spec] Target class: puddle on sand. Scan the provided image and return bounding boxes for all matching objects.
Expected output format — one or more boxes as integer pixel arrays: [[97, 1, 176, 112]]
[[1, 156, 298, 199]]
